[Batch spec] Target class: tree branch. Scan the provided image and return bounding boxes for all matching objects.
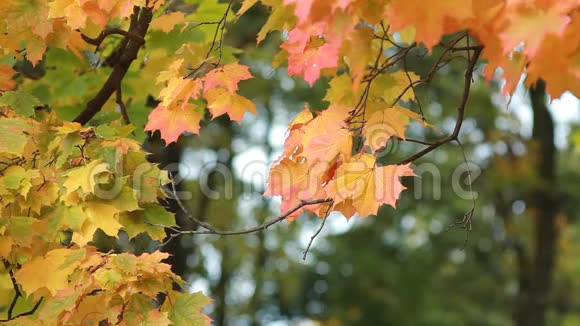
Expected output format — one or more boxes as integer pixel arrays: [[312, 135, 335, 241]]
[[302, 202, 333, 260], [397, 46, 483, 165], [116, 86, 130, 125], [73, 6, 153, 125], [153, 198, 333, 247], [0, 263, 44, 322], [80, 28, 145, 50]]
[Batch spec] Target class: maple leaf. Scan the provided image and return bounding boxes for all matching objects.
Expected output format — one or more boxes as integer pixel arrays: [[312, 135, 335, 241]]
[[499, 4, 570, 57], [264, 157, 328, 219], [202, 62, 253, 92], [324, 74, 358, 107], [525, 12, 580, 97], [343, 27, 374, 83], [204, 87, 256, 122], [302, 104, 350, 136], [0, 64, 16, 91], [264, 158, 324, 200], [302, 128, 353, 167], [62, 159, 109, 195], [327, 154, 414, 217], [150, 11, 187, 33], [48, 0, 88, 29], [145, 103, 203, 144], [283, 35, 341, 85], [237, 0, 259, 16], [256, 0, 297, 43], [1, 165, 40, 199], [119, 205, 176, 241], [289, 107, 315, 129], [166, 292, 213, 326], [363, 106, 421, 153], [284, 0, 313, 23], [38, 289, 79, 322], [0, 117, 32, 156], [385, 0, 473, 49], [72, 200, 123, 245], [125, 295, 173, 325], [15, 248, 85, 296], [370, 71, 420, 105], [0, 90, 42, 117]]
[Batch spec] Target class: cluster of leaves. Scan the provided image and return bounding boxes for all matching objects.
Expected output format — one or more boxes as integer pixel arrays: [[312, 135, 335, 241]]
[[0, 110, 210, 324], [244, 0, 578, 220], [0, 0, 220, 324]]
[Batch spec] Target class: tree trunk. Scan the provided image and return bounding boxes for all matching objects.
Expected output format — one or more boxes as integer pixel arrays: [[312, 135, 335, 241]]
[[514, 80, 559, 326]]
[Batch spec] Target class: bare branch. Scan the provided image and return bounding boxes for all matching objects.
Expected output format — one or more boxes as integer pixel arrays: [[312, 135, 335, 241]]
[[115, 86, 130, 125], [302, 202, 333, 260], [153, 198, 333, 247], [444, 139, 477, 246], [397, 45, 483, 164]]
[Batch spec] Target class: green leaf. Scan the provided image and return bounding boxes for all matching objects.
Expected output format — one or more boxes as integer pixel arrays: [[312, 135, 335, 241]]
[[0, 91, 41, 117], [0, 117, 31, 155], [38, 289, 79, 321], [168, 292, 212, 326], [119, 204, 176, 241]]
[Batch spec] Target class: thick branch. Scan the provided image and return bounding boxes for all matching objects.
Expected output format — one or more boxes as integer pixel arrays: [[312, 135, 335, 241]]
[[73, 6, 153, 125], [80, 28, 144, 49]]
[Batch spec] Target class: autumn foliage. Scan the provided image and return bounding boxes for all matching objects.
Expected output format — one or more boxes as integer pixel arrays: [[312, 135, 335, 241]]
[[0, 0, 578, 324]]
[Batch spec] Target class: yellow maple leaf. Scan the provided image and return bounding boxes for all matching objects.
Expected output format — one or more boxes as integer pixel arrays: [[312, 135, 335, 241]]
[[71, 201, 122, 246], [363, 106, 421, 153], [205, 87, 256, 122], [15, 248, 85, 296], [62, 159, 109, 195], [150, 11, 187, 33], [327, 154, 414, 217]]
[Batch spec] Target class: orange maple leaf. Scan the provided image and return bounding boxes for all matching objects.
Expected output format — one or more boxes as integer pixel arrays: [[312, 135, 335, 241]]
[[385, 0, 473, 49], [0, 64, 16, 91], [145, 103, 203, 144], [264, 157, 328, 219], [202, 62, 253, 93]]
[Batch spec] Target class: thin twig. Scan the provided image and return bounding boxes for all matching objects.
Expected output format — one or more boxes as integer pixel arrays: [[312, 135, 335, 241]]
[[184, 0, 234, 79], [397, 46, 483, 164], [167, 172, 217, 232], [390, 33, 469, 107], [393, 136, 437, 146], [402, 51, 425, 121], [302, 202, 333, 260], [203, 0, 233, 62], [154, 198, 333, 247], [116, 86, 130, 125], [445, 138, 476, 248]]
